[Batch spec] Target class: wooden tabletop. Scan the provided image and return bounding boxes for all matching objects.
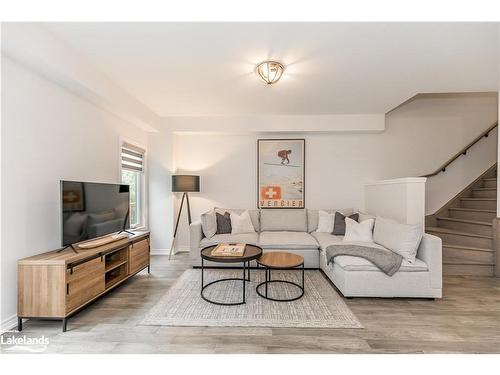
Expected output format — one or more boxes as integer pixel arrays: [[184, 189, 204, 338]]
[[201, 244, 263, 263], [18, 231, 150, 265], [257, 251, 304, 269]]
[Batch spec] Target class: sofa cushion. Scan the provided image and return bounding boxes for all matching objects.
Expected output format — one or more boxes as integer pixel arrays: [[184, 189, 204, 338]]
[[307, 208, 353, 232], [332, 255, 428, 273], [260, 210, 307, 232], [311, 232, 343, 250], [199, 233, 260, 249], [259, 231, 319, 250], [216, 208, 260, 232]]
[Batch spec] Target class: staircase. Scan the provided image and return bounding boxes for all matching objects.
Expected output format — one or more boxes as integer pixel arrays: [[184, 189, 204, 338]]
[[426, 165, 497, 276]]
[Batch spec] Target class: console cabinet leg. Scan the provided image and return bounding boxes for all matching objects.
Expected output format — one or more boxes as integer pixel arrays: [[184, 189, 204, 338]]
[[62, 318, 67, 332], [18, 317, 22, 331]]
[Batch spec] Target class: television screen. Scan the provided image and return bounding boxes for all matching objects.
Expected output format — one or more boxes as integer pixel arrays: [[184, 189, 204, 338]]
[[61, 180, 130, 246]]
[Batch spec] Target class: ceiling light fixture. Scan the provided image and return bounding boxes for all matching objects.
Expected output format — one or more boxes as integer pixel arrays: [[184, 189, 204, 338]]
[[256, 61, 285, 85]]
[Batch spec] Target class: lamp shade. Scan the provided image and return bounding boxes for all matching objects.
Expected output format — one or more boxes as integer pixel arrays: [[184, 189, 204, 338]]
[[172, 175, 200, 192]]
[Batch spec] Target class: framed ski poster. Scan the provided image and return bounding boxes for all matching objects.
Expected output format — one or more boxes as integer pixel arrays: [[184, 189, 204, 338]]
[[257, 139, 305, 209]]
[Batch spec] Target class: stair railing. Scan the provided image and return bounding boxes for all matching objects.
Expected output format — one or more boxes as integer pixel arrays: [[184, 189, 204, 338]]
[[421, 121, 498, 178]]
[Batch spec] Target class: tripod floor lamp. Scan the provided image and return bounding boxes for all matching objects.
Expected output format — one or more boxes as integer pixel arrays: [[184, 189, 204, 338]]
[[169, 175, 200, 260]]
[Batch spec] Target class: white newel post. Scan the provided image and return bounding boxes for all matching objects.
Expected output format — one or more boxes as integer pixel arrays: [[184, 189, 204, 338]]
[[364, 177, 427, 229]]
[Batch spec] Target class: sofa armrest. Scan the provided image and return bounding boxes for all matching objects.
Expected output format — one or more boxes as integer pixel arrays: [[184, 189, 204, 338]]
[[417, 233, 442, 289], [189, 220, 203, 255]]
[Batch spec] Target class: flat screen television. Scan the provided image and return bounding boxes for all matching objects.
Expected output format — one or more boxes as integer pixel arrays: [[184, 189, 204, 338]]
[[61, 180, 130, 246]]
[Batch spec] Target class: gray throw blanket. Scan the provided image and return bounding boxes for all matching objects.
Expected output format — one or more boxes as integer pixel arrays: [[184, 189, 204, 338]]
[[326, 244, 403, 276]]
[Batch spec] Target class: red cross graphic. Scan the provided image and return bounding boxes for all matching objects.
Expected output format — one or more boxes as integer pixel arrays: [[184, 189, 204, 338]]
[[261, 186, 281, 200]]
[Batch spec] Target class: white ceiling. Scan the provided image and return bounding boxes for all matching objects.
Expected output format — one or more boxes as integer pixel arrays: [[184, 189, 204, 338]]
[[44, 22, 499, 117]]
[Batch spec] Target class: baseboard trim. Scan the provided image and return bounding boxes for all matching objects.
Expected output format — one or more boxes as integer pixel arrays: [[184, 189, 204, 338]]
[[150, 248, 189, 255], [1, 314, 19, 334]]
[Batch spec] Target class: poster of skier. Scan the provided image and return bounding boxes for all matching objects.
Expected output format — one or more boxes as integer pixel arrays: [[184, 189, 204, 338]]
[[258, 139, 305, 209]]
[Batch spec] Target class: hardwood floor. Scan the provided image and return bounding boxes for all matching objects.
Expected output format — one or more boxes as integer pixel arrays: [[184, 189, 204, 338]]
[[2, 253, 500, 354]]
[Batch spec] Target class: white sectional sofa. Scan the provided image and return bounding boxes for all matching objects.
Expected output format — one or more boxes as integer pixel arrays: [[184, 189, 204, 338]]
[[189, 208, 442, 298]]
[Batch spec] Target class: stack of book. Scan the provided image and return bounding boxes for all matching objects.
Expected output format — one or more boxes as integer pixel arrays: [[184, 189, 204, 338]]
[[211, 243, 246, 257]]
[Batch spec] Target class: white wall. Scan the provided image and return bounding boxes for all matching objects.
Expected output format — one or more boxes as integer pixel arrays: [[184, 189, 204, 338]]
[[2, 23, 161, 132], [171, 93, 498, 248], [147, 128, 175, 253], [0, 57, 149, 329], [498, 25, 500, 217], [171, 114, 384, 134]]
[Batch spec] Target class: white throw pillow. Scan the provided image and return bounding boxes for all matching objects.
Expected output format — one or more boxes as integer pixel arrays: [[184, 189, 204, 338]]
[[200, 210, 217, 239], [373, 217, 423, 264], [230, 210, 255, 234], [343, 217, 375, 243], [316, 210, 335, 233]]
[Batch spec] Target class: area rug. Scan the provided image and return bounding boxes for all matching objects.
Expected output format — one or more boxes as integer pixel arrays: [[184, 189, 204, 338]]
[[140, 269, 363, 328]]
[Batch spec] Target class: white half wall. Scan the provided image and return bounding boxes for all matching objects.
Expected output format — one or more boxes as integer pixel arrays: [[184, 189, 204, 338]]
[[0, 57, 149, 330], [170, 93, 498, 249], [365, 178, 427, 228]]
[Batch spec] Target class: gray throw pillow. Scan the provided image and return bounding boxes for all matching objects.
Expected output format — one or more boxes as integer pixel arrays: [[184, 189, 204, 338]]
[[333, 212, 359, 235], [216, 212, 232, 234]]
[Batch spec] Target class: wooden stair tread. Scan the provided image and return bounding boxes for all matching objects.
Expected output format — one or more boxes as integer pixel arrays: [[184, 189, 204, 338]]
[[426, 226, 493, 239], [472, 187, 496, 191], [443, 259, 494, 266], [435, 217, 492, 226], [460, 197, 496, 201], [448, 207, 496, 213], [427, 164, 497, 277], [442, 244, 494, 252]]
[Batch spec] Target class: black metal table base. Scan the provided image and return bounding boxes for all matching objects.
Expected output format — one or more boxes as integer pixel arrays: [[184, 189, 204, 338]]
[[256, 264, 305, 302], [201, 259, 250, 305]]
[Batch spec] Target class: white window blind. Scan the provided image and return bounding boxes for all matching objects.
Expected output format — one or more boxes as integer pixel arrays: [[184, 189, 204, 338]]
[[121, 142, 145, 173]]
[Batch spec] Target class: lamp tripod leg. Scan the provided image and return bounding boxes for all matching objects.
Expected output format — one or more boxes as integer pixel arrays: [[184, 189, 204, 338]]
[[168, 236, 176, 260], [169, 192, 186, 261]]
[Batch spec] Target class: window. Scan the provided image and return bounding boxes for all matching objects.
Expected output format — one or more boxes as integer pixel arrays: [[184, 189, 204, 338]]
[[121, 142, 146, 228]]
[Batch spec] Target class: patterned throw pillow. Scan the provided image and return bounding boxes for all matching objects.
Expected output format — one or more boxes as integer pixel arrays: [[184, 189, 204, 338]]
[[343, 217, 375, 243], [216, 212, 232, 234], [333, 212, 359, 235], [200, 210, 217, 239], [230, 210, 255, 234], [316, 210, 335, 233]]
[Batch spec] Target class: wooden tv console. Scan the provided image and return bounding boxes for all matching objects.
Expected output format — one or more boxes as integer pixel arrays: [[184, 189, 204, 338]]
[[17, 231, 150, 332]]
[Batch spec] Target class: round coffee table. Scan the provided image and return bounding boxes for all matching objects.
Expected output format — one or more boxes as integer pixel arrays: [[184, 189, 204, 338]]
[[200, 244, 263, 305], [256, 251, 305, 302]]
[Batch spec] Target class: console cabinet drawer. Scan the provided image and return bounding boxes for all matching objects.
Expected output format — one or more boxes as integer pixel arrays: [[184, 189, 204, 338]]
[[129, 239, 149, 274], [66, 257, 105, 313], [67, 257, 103, 283]]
